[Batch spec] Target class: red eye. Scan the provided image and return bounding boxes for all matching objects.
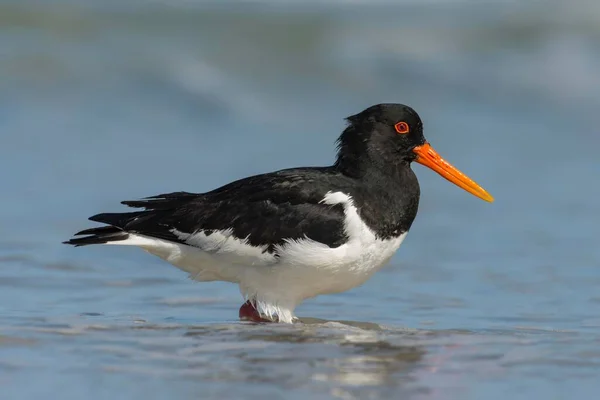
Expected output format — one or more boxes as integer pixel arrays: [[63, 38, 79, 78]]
[[394, 121, 410, 134]]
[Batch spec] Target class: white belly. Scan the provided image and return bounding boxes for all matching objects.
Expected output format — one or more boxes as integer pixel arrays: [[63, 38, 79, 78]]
[[247, 232, 407, 301]]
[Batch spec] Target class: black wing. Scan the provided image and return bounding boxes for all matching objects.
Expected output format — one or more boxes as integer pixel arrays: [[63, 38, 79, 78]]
[[64, 168, 351, 253]]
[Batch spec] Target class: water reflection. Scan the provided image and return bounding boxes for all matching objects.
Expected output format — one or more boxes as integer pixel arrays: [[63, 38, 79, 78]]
[[3, 312, 599, 398], [134, 320, 427, 390]]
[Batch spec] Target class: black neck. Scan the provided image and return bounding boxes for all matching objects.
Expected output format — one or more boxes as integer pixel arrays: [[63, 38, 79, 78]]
[[332, 129, 421, 239]]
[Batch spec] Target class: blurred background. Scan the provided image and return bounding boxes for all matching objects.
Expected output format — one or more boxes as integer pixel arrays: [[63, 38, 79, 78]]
[[1, 0, 599, 399]]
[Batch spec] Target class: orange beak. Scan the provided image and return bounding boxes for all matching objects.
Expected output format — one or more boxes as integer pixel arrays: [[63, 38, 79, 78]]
[[413, 143, 494, 203]]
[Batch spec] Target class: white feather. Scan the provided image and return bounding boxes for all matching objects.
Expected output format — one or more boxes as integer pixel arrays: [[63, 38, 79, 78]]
[[107, 191, 407, 323]]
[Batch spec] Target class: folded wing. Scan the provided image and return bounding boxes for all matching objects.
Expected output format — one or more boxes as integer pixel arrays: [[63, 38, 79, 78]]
[[64, 169, 350, 255]]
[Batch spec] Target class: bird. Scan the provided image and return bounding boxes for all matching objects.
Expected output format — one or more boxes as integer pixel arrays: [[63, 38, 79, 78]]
[[64, 103, 493, 323]]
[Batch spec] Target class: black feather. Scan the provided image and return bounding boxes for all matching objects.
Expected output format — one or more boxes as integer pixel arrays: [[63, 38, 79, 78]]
[[63, 226, 129, 247], [88, 211, 145, 228], [121, 191, 197, 210], [74, 226, 121, 236]]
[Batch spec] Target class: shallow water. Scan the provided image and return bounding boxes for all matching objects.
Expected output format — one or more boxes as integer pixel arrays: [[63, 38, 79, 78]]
[[1, 1, 600, 399]]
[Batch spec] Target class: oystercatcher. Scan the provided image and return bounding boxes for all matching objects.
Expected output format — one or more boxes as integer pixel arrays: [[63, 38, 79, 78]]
[[64, 104, 493, 323]]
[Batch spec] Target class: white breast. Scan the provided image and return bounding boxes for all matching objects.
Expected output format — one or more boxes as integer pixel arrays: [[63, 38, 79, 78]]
[[255, 191, 407, 302]]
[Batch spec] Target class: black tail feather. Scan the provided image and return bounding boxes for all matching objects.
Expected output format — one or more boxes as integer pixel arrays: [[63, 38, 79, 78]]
[[74, 226, 121, 236], [121, 191, 197, 210], [64, 214, 142, 247], [63, 226, 129, 247], [88, 211, 145, 228], [64, 191, 199, 247]]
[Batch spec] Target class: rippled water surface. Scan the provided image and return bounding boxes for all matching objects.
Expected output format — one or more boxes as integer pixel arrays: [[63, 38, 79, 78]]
[[1, 1, 600, 398]]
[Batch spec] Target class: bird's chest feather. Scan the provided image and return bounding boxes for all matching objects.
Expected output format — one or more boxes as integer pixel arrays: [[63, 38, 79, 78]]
[[274, 229, 407, 300], [271, 191, 409, 298]]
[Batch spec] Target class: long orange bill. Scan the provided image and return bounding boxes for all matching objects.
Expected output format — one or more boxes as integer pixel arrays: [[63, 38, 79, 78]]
[[413, 143, 494, 203]]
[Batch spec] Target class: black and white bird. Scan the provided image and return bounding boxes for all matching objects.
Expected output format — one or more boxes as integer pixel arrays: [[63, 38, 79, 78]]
[[64, 104, 493, 323]]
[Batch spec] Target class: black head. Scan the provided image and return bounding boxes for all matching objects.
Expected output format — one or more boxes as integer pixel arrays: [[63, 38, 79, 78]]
[[335, 103, 494, 203], [335, 103, 426, 174]]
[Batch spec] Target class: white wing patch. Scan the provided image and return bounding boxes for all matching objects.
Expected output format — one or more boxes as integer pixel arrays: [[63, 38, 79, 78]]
[[171, 228, 277, 266]]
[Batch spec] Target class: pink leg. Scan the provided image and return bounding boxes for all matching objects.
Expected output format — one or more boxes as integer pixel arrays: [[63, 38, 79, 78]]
[[238, 300, 273, 322]]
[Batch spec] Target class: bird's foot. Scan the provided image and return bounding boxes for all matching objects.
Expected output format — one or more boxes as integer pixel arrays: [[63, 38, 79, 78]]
[[238, 301, 274, 323]]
